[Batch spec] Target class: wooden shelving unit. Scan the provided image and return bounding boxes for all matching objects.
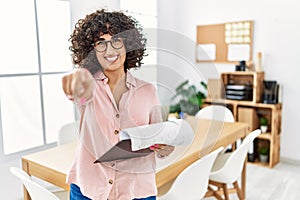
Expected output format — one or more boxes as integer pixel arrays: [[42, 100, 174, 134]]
[[205, 71, 282, 168], [221, 71, 264, 103]]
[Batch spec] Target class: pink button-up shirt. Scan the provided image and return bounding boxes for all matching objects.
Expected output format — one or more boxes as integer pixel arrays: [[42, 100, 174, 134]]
[[66, 71, 162, 200]]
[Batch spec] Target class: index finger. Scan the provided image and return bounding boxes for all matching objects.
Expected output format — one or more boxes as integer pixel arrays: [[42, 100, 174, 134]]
[[62, 74, 73, 96]]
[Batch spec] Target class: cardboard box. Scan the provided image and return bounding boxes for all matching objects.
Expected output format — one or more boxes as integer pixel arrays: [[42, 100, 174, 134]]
[[207, 78, 224, 100], [238, 107, 259, 131]]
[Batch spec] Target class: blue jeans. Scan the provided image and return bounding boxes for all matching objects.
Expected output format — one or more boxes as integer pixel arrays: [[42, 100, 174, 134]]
[[70, 184, 91, 200], [70, 184, 156, 200]]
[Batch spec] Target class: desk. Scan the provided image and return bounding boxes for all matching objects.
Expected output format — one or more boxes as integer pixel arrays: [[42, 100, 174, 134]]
[[22, 117, 249, 200], [22, 142, 76, 199]]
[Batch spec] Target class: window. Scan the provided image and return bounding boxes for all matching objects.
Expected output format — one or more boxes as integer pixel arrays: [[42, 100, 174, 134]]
[[0, 0, 74, 156]]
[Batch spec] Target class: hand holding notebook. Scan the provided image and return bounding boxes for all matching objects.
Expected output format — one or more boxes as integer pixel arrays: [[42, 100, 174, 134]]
[[95, 119, 194, 163]]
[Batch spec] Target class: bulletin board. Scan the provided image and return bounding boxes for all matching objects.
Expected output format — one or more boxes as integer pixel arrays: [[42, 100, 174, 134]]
[[196, 20, 253, 63]]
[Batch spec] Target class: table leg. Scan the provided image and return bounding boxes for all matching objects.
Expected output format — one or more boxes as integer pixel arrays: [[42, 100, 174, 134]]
[[22, 159, 31, 200]]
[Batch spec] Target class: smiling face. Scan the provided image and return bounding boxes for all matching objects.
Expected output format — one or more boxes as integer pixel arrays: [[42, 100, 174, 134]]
[[94, 34, 127, 74]]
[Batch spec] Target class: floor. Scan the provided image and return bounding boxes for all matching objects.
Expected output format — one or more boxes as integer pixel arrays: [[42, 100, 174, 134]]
[[205, 162, 300, 200], [0, 158, 23, 200], [1, 158, 300, 199]]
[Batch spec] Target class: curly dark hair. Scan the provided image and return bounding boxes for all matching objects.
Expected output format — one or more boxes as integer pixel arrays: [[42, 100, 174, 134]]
[[69, 9, 147, 75]]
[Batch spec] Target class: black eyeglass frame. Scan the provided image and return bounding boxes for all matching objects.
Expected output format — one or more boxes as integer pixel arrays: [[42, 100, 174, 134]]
[[93, 37, 124, 53]]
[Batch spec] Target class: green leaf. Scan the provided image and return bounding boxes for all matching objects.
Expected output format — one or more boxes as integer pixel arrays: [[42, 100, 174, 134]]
[[197, 96, 203, 106], [259, 117, 268, 125], [258, 146, 269, 155], [176, 80, 189, 93], [200, 81, 207, 89], [170, 80, 207, 115], [169, 104, 181, 113], [188, 96, 199, 105]]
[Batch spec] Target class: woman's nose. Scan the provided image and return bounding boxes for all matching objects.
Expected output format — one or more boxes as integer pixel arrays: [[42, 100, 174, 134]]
[[105, 41, 115, 53]]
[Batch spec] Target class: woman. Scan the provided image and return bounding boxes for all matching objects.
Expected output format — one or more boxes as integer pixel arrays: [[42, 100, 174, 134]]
[[62, 9, 174, 200]]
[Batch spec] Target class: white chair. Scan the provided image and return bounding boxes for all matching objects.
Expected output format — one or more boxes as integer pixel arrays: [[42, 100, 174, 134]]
[[57, 121, 79, 145], [157, 147, 224, 200], [161, 105, 170, 121], [206, 129, 261, 200], [10, 167, 68, 200], [195, 105, 234, 122], [195, 105, 236, 150]]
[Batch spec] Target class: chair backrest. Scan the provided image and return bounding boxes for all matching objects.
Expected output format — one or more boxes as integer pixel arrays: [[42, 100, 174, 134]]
[[10, 167, 59, 200], [195, 105, 234, 122], [161, 105, 170, 121], [57, 121, 79, 145], [210, 129, 261, 183], [158, 147, 224, 200]]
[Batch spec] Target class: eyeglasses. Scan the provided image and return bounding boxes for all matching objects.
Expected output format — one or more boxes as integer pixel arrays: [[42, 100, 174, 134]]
[[93, 37, 124, 53]]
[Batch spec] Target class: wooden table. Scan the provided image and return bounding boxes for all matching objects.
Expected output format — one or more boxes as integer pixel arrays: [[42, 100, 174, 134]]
[[22, 117, 249, 200], [22, 142, 76, 200]]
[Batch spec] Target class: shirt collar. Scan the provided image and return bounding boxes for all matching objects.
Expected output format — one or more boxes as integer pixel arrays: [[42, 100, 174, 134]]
[[95, 71, 108, 84], [125, 71, 137, 89], [94, 70, 136, 88]]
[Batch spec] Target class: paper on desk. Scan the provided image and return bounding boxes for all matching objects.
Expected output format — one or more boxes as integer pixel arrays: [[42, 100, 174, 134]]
[[119, 119, 194, 151]]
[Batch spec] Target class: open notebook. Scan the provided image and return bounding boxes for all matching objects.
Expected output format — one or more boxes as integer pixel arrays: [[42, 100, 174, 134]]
[[94, 119, 194, 163], [94, 140, 152, 163]]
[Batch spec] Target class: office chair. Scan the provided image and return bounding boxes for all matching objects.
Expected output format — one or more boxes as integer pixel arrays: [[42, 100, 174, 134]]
[[157, 147, 224, 200], [57, 121, 79, 145], [206, 129, 261, 200], [195, 105, 237, 151], [195, 105, 234, 122], [10, 167, 68, 200]]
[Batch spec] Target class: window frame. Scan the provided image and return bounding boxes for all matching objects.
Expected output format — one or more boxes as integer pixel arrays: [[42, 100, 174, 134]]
[[0, 0, 74, 162]]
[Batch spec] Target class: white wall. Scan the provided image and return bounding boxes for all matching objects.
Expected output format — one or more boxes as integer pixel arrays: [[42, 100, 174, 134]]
[[157, 0, 300, 161], [69, 0, 120, 28]]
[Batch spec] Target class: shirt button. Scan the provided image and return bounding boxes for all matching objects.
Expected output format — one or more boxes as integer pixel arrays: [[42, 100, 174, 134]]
[[116, 114, 120, 118], [111, 163, 115, 167], [114, 130, 119, 135], [109, 179, 113, 184]]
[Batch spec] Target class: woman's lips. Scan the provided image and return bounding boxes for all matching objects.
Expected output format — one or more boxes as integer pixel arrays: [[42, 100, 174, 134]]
[[105, 55, 118, 63]]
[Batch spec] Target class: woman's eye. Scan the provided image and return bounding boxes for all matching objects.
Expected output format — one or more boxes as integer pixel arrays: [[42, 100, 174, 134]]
[[95, 41, 105, 46], [112, 38, 122, 43]]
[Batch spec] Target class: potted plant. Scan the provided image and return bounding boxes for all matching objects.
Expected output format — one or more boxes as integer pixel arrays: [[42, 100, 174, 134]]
[[259, 117, 268, 133], [169, 80, 207, 116], [258, 146, 269, 163]]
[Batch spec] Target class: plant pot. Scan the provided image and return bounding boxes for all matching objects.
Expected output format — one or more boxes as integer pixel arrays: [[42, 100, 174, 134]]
[[259, 154, 268, 163], [260, 125, 267, 133]]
